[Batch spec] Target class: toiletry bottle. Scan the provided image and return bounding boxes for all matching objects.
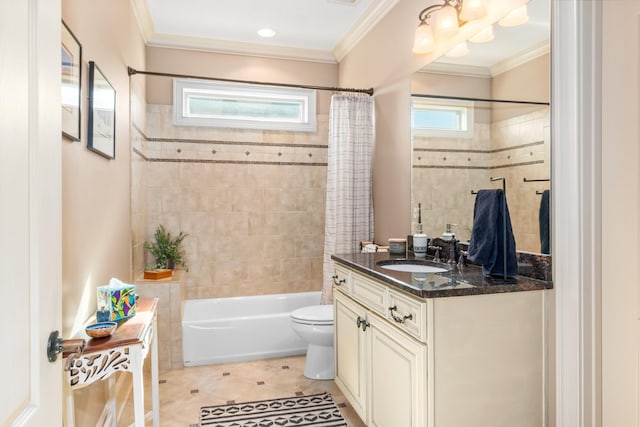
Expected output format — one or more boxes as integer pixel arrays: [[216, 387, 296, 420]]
[[442, 223, 456, 241], [413, 203, 428, 257]]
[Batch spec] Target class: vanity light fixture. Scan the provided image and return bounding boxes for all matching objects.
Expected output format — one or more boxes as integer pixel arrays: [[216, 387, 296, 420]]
[[413, 0, 530, 57]]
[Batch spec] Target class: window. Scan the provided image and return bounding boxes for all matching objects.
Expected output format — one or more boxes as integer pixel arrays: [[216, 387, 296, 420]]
[[173, 78, 317, 132], [412, 98, 474, 138]]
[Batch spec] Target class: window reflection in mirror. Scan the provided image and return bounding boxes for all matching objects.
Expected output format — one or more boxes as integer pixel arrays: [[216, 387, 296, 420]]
[[411, 95, 550, 255]]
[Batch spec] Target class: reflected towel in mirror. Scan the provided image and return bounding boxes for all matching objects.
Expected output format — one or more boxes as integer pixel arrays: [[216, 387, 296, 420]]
[[468, 189, 518, 277], [539, 189, 550, 254]]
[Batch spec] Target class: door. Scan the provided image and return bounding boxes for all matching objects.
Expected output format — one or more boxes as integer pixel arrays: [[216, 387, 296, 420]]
[[334, 291, 368, 422], [369, 315, 426, 427], [0, 0, 63, 425]]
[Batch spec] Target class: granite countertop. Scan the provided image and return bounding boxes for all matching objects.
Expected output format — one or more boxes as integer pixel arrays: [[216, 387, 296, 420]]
[[332, 252, 553, 299]]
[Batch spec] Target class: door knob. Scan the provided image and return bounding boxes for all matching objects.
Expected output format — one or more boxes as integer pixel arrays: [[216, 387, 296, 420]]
[[47, 330, 86, 365]]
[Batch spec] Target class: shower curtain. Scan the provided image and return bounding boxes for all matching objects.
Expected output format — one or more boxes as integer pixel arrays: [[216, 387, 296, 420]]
[[321, 94, 375, 304]]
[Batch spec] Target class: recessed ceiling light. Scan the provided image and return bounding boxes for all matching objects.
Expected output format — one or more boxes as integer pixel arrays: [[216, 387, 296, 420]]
[[258, 28, 276, 38]]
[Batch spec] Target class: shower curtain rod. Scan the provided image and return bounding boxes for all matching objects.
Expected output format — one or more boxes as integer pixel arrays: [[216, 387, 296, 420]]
[[412, 93, 549, 106], [127, 67, 374, 96]]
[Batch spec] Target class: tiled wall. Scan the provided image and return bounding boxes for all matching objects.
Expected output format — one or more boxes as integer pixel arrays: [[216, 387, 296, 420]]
[[412, 106, 550, 254], [132, 105, 328, 299]]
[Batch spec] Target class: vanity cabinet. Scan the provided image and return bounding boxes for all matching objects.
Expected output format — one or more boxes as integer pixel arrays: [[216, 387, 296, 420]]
[[334, 262, 546, 427], [334, 292, 368, 421], [334, 291, 426, 427]]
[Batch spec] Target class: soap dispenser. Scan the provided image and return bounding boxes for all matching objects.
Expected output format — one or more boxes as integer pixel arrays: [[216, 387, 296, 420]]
[[442, 223, 457, 241], [413, 203, 428, 257]]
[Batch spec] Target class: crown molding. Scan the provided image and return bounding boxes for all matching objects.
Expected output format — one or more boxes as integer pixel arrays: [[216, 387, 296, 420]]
[[418, 62, 492, 78], [131, 0, 398, 64], [129, 0, 154, 43], [147, 33, 338, 63], [490, 39, 550, 77], [333, 0, 400, 62]]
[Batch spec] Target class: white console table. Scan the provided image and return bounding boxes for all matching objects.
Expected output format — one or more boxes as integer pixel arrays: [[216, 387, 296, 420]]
[[64, 298, 159, 427]]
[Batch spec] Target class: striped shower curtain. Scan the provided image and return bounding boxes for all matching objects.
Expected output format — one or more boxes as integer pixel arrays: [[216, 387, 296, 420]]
[[321, 94, 375, 304]]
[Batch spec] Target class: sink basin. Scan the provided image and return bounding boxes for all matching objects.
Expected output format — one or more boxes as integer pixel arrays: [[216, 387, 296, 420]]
[[378, 263, 448, 274]]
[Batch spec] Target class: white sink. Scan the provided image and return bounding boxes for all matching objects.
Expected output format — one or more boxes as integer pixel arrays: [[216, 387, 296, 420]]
[[378, 263, 448, 274]]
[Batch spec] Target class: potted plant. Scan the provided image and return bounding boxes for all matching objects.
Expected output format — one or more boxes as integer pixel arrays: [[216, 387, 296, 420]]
[[144, 224, 189, 272]]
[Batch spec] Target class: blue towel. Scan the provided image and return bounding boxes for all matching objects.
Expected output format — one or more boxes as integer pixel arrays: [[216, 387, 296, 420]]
[[539, 189, 550, 254], [468, 189, 518, 277]]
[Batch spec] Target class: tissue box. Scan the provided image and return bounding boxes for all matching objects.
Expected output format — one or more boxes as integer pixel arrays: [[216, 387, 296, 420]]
[[97, 281, 137, 321]]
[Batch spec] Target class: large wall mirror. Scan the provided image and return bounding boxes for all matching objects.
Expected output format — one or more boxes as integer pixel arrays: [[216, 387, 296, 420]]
[[410, 0, 550, 256]]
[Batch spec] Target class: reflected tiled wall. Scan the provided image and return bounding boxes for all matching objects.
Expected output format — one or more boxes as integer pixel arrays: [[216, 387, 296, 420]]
[[412, 107, 550, 254], [133, 105, 328, 299]]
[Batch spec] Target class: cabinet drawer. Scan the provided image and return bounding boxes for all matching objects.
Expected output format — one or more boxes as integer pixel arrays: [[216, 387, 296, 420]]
[[387, 289, 427, 342], [352, 272, 387, 316], [333, 264, 352, 293]]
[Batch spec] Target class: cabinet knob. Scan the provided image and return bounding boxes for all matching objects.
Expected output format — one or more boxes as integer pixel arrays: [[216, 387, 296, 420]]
[[332, 275, 346, 286], [356, 316, 370, 332], [389, 305, 413, 324]]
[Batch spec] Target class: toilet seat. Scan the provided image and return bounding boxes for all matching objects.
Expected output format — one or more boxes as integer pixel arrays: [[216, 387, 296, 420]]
[[291, 305, 333, 325]]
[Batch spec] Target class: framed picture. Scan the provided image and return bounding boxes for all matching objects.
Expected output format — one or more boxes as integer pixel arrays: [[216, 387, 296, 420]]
[[88, 61, 116, 159], [61, 21, 81, 141]]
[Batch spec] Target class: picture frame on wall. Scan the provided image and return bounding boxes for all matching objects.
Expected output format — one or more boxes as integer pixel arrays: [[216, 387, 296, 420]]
[[61, 21, 82, 141], [87, 61, 116, 159]]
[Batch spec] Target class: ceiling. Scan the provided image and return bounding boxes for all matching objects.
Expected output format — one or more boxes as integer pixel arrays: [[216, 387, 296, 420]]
[[140, 0, 550, 71]]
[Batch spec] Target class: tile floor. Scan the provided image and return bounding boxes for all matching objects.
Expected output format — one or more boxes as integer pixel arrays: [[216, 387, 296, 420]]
[[123, 355, 366, 426]]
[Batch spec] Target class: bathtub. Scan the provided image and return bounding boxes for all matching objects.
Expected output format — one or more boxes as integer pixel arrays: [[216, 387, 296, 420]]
[[182, 291, 321, 366]]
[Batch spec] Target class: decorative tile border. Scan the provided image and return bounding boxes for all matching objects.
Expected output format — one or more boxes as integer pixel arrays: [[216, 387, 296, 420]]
[[413, 160, 545, 170], [131, 121, 328, 166], [413, 140, 545, 154], [413, 139, 546, 171]]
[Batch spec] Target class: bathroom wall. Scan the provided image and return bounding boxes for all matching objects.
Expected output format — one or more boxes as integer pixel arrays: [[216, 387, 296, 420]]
[[132, 48, 338, 299], [61, 0, 145, 425]]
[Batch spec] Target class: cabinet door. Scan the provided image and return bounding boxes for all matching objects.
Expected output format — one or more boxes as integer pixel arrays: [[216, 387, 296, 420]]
[[369, 314, 427, 427], [334, 291, 368, 422]]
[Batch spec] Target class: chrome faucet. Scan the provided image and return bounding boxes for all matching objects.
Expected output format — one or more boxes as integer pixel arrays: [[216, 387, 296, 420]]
[[448, 238, 458, 266]]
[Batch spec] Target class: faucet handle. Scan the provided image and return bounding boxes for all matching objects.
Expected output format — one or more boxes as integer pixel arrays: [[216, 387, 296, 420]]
[[457, 250, 468, 269]]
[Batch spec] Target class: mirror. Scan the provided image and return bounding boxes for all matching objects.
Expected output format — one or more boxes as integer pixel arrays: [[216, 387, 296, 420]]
[[410, 0, 551, 256], [410, 96, 550, 254]]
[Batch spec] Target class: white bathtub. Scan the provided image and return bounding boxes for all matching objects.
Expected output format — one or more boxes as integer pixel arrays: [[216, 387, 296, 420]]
[[182, 291, 321, 366]]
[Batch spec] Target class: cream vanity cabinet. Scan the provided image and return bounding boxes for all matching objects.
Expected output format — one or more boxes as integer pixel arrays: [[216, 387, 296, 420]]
[[333, 262, 546, 427]]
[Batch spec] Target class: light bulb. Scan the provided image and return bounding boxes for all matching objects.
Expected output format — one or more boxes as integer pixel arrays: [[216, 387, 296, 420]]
[[446, 41, 469, 58], [499, 4, 529, 27], [413, 23, 435, 54], [459, 0, 487, 22], [434, 4, 459, 40], [469, 25, 494, 43], [258, 28, 276, 38]]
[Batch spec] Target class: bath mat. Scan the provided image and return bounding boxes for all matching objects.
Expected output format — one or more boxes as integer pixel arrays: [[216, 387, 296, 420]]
[[200, 392, 348, 426]]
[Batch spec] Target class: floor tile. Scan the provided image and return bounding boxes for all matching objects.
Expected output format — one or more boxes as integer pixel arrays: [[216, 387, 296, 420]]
[[121, 355, 366, 426]]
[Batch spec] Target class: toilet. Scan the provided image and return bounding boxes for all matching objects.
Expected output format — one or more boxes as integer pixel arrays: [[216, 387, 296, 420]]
[[290, 304, 335, 380]]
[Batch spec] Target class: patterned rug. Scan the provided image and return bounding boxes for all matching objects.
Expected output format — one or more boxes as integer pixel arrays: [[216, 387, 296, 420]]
[[200, 392, 348, 427]]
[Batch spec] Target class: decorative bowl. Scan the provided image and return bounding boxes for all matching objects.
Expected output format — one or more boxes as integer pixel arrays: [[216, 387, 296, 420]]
[[85, 321, 117, 338]]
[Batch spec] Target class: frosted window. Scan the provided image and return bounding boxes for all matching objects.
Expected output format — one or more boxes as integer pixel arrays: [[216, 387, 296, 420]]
[[173, 78, 317, 132]]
